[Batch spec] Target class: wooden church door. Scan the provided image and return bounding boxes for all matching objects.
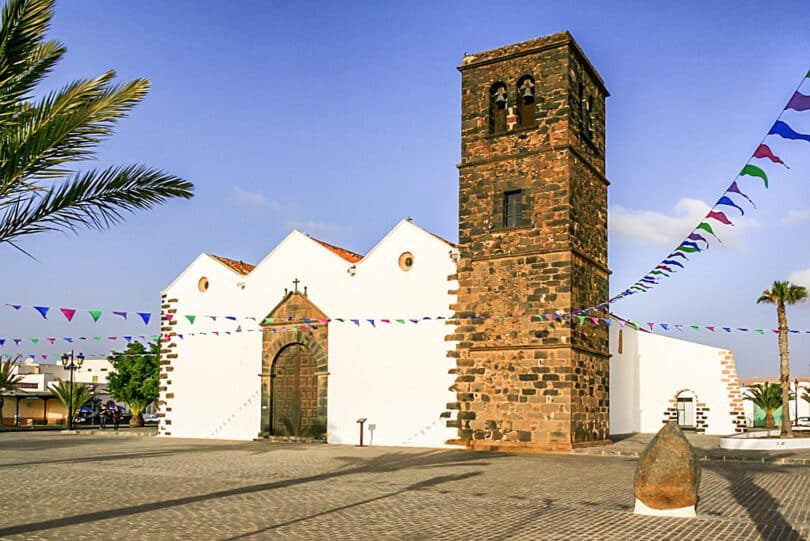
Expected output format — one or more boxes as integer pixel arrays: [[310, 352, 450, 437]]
[[271, 344, 318, 436]]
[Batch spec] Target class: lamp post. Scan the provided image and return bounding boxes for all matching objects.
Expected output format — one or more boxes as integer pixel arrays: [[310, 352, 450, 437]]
[[61, 351, 85, 430], [795, 378, 800, 427]]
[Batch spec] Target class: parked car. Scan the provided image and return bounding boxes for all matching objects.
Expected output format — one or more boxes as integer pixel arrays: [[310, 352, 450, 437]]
[[798, 416, 810, 427], [142, 413, 160, 425]]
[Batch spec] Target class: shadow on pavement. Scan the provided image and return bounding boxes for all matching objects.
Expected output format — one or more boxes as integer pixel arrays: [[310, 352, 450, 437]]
[[222, 471, 483, 539], [0, 448, 498, 537], [703, 462, 804, 541]]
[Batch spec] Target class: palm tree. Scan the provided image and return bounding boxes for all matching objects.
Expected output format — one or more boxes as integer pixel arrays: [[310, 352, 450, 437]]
[[743, 382, 786, 429], [49, 380, 92, 426], [0, 0, 193, 255], [756, 280, 808, 437], [803, 391, 809, 405], [0, 355, 22, 425]]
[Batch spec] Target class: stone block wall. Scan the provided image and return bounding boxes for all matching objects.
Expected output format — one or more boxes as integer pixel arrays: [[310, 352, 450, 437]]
[[450, 32, 611, 451]]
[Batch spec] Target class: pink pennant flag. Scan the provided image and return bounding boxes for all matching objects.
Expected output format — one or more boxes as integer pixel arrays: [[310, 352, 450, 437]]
[[647, 322, 655, 331], [706, 210, 733, 226], [60, 308, 77, 322], [753, 144, 787, 167], [166, 314, 174, 321], [772, 329, 780, 334], [318, 318, 329, 324], [706, 326, 716, 332], [47, 338, 56, 344], [591, 317, 600, 325], [42, 354, 48, 360], [675, 325, 684, 332]]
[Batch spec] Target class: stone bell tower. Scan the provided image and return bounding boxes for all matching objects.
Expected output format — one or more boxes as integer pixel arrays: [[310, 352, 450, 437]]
[[448, 32, 611, 452]]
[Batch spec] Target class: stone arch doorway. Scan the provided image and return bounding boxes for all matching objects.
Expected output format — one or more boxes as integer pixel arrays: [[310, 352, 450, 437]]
[[259, 290, 329, 439], [270, 343, 320, 436]]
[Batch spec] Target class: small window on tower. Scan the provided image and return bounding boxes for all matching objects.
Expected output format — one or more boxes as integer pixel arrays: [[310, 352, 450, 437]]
[[489, 83, 508, 134], [517, 76, 535, 128], [504, 190, 523, 228]]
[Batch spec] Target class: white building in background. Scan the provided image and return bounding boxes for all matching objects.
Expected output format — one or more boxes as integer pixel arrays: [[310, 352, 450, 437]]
[[738, 376, 810, 427], [159, 220, 459, 446], [609, 322, 747, 435], [160, 220, 748, 444]]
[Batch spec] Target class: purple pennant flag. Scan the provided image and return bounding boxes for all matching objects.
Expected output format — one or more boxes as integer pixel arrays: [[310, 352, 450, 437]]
[[785, 91, 810, 111], [351, 319, 360, 326], [687, 233, 709, 247], [675, 325, 684, 332], [137, 312, 151, 325], [8, 304, 22, 310], [716, 196, 744, 216], [667, 252, 689, 260], [33, 306, 49, 319], [617, 320, 625, 328], [727, 181, 756, 209], [13, 339, 21, 346], [113, 311, 127, 319]]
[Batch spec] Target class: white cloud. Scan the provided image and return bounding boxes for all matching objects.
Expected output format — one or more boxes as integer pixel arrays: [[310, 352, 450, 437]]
[[609, 197, 758, 247], [230, 185, 345, 237], [232, 185, 282, 212], [788, 268, 810, 288], [782, 208, 810, 225]]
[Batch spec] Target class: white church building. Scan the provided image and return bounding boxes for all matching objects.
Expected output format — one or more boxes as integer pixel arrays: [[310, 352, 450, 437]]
[[158, 219, 746, 445]]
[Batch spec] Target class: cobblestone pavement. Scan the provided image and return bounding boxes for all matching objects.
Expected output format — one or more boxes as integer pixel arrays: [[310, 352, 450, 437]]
[[575, 432, 810, 464], [0, 433, 807, 540]]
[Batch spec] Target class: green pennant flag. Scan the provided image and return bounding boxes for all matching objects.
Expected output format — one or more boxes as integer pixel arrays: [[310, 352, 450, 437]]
[[806, 69, 810, 78], [88, 310, 102, 322], [335, 318, 345, 323], [632, 322, 641, 329], [449, 314, 457, 319], [677, 245, 701, 253], [264, 318, 274, 323], [696, 222, 720, 240], [577, 315, 586, 324], [651, 270, 670, 277], [94, 336, 101, 341], [292, 326, 298, 331], [396, 319, 405, 324], [31, 338, 39, 344], [755, 329, 764, 335], [186, 315, 196, 325], [740, 164, 768, 188], [690, 325, 700, 331]]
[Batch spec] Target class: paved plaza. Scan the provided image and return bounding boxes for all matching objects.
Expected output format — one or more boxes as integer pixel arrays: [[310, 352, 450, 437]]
[[0, 433, 808, 540]]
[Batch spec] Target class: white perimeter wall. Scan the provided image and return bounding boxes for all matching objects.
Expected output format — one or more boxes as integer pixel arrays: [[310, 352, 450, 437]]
[[610, 324, 740, 435], [161, 220, 457, 446]]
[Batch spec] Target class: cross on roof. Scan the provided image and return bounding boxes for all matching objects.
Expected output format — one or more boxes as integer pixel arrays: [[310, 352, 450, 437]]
[[293, 278, 300, 293]]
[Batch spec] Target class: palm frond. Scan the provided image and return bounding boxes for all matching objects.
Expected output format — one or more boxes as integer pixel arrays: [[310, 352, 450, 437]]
[[48, 380, 92, 419], [743, 382, 784, 411], [0, 164, 193, 244], [0, 354, 22, 390], [0, 0, 53, 89], [0, 72, 150, 192]]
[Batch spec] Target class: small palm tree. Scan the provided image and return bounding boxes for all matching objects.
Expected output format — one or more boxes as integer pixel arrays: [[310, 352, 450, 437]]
[[803, 391, 810, 405], [49, 380, 92, 426], [757, 280, 808, 437], [0, 0, 193, 254], [744, 382, 786, 429], [0, 355, 22, 425]]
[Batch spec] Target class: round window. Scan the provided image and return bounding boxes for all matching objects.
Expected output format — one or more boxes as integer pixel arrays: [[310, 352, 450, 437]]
[[198, 277, 209, 292], [398, 252, 414, 271]]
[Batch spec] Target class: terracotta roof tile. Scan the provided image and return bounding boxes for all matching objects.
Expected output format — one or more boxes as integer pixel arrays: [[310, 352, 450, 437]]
[[211, 255, 255, 275], [309, 236, 363, 263]]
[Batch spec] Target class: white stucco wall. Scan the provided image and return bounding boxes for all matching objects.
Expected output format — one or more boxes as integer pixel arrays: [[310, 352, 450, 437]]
[[161, 220, 457, 446], [610, 323, 742, 435]]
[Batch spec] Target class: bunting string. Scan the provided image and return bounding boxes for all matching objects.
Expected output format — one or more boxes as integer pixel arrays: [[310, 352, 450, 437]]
[[3, 315, 810, 358], [609, 68, 810, 304]]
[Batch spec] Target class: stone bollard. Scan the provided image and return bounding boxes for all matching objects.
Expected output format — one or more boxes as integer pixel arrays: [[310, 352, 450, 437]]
[[634, 422, 701, 517]]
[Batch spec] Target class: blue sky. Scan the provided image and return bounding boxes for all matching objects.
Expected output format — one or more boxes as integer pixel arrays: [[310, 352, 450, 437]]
[[2, 0, 810, 378]]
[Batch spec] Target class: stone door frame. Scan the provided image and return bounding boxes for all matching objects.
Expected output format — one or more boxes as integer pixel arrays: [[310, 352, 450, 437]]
[[260, 330, 328, 437]]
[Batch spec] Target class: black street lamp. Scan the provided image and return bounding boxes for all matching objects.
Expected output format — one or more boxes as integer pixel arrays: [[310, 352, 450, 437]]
[[61, 351, 85, 430]]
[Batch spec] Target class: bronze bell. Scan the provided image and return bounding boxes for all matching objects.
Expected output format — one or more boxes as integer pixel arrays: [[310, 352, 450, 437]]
[[493, 87, 507, 105], [520, 81, 534, 100]]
